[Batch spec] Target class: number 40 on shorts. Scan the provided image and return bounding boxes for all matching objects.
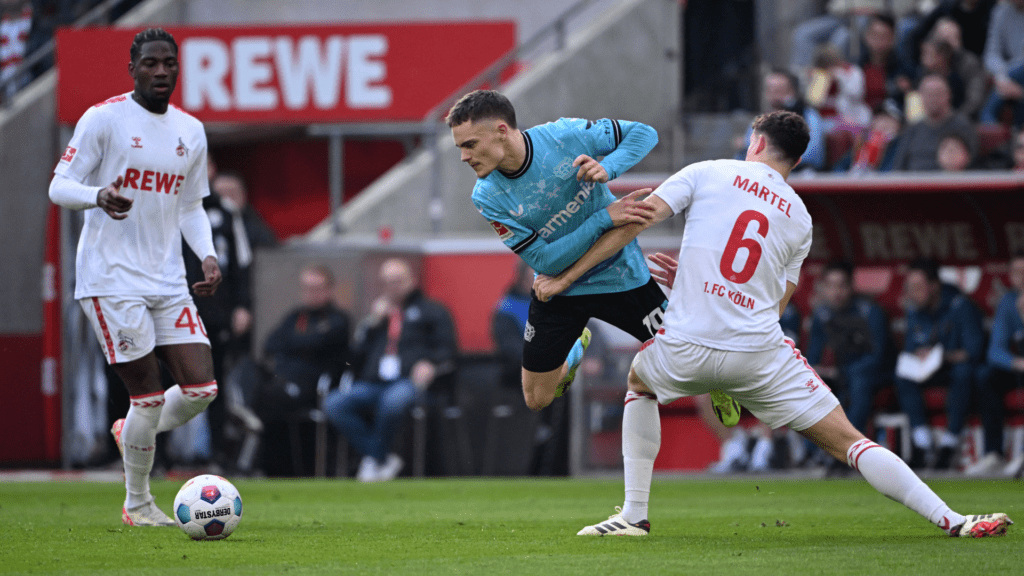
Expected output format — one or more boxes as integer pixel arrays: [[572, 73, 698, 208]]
[[175, 307, 207, 337]]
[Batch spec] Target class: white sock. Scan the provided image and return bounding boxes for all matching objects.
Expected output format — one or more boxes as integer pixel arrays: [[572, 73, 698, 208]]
[[156, 381, 218, 433], [621, 391, 660, 524], [122, 392, 165, 509], [847, 439, 965, 534]]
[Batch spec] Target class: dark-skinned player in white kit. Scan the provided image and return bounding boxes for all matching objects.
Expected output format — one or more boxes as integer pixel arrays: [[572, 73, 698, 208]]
[[49, 28, 221, 526]]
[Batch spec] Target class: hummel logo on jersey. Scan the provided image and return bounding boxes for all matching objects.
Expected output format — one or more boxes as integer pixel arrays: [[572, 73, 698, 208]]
[[131, 137, 142, 148], [176, 137, 189, 158], [60, 146, 77, 163]]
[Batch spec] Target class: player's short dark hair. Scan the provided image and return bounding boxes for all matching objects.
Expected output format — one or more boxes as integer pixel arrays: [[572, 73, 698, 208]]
[[445, 90, 517, 129], [907, 258, 940, 283], [1009, 250, 1024, 263], [130, 28, 178, 63], [823, 260, 855, 281], [751, 110, 810, 166]]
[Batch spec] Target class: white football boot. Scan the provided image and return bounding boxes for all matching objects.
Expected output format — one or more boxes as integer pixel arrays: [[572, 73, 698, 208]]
[[122, 499, 176, 527], [952, 514, 1013, 538], [578, 507, 650, 536]]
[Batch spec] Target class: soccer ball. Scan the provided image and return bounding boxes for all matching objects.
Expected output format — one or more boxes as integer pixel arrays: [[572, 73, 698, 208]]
[[173, 474, 243, 540]]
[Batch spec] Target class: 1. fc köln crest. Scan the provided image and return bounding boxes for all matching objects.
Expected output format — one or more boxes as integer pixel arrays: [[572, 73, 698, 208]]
[[489, 220, 514, 241]]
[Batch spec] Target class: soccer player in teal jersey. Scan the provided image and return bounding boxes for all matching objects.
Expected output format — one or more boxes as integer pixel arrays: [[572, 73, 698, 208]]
[[447, 90, 740, 433]]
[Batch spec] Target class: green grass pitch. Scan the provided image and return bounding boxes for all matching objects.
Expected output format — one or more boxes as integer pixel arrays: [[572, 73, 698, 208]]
[[1, 477, 1019, 575]]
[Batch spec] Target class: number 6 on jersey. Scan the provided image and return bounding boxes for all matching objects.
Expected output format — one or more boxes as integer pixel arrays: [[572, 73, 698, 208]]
[[720, 210, 769, 284]]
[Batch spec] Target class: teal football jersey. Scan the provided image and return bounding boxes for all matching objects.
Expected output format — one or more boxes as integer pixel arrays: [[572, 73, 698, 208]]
[[471, 117, 657, 296]]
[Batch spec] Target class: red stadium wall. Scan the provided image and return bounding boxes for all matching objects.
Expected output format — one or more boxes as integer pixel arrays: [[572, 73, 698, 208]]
[[420, 252, 520, 353], [0, 335, 44, 463], [213, 139, 407, 240]]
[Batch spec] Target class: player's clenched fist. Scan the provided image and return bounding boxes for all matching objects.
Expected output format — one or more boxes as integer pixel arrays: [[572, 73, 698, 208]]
[[573, 154, 609, 183], [605, 188, 655, 227], [96, 176, 132, 220]]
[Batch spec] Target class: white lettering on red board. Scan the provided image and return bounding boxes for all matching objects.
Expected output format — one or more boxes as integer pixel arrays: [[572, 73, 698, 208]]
[[181, 34, 393, 112]]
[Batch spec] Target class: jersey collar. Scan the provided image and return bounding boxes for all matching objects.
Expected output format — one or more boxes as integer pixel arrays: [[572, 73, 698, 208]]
[[499, 131, 533, 180]]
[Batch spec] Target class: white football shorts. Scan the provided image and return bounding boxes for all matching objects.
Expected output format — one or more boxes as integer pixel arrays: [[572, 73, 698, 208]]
[[631, 335, 840, 431], [80, 294, 211, 364]]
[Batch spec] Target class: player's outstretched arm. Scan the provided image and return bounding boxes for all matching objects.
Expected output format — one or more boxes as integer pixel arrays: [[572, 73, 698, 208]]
[[506, 198, 652, 276], [180, 197, 219, 295], [597, 121, 658, 181], [533, 193, 672, 301]]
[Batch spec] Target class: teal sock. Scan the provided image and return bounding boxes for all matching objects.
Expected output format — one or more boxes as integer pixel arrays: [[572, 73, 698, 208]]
[[565, 338, 584, 372]]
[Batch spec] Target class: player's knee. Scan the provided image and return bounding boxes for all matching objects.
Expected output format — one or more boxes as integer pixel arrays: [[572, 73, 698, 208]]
[[627, 367, 653, 395], [523, 388, 553, 412]]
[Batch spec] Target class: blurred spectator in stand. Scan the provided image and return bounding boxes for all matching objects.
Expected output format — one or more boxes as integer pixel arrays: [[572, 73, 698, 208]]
[[735, 69, 826, 171], [256, 264, 350, 476], [806, 45, 873, 134], [1014, 129, 1024, 169], [180, 172, 254, 466], [860, 13, 911, 112], [979, 0, 1024, 128], [834, 105, 905, 172], [891, 73, 978, 170], [936, 133, 978, 170], [209, 170, 273, 358], [917, 35, 989, 120], [493, 260, 534, 393], [904, 0, 996, 70], [790, 1, 919, 73], [806, 262, 890, 438], [214, 168, 279, 251], [323, 258, 457, 482], [0, 0, 32, 101], [207, 169, 255, 357], [894, 259, 986, 470], [969, 251, 1024, 476]]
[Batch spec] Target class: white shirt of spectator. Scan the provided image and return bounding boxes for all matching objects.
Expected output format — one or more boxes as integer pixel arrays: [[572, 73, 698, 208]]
[[652, 159, 812, 352], [55, 92, 210, 299]]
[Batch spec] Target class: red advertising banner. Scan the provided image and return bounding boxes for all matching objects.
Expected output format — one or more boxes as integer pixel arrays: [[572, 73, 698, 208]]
[[55, 22, 515, 124]]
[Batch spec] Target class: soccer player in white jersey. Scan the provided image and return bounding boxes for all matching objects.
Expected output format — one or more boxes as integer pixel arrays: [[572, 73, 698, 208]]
[[49, 28, 221, 527], [535, 110, 1012, 539]]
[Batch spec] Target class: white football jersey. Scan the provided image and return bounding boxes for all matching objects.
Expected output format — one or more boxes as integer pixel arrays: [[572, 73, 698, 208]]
[[652, 159, 812, 351], [55, 92, 210, 299]]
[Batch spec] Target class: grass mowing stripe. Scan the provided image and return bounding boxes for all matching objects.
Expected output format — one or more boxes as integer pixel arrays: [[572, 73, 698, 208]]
[[0, 478, 1018, 575]]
